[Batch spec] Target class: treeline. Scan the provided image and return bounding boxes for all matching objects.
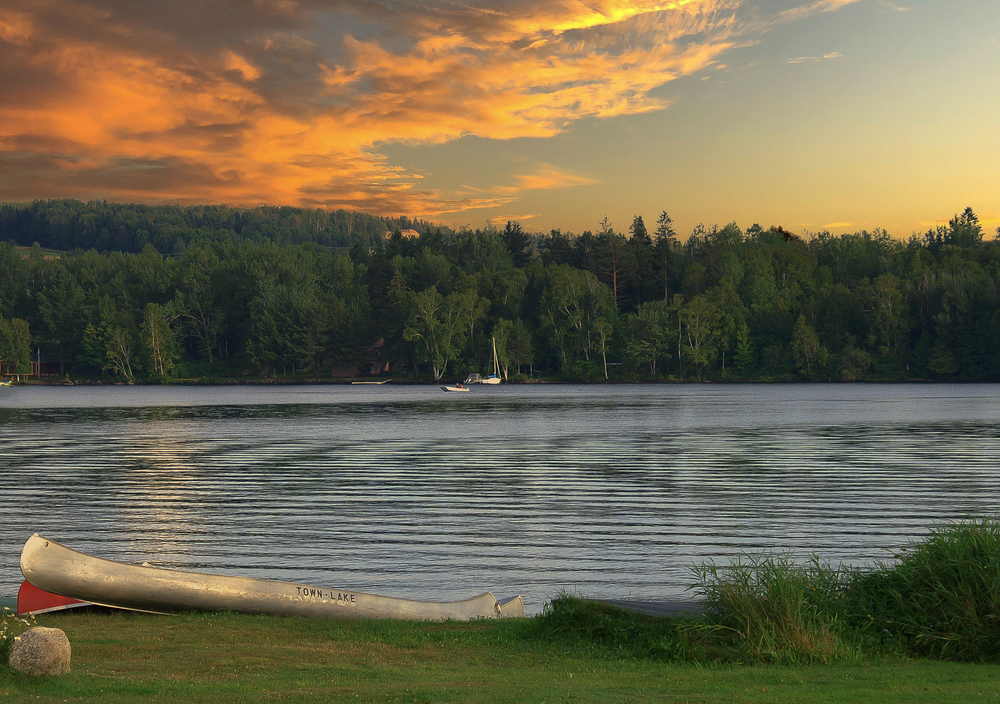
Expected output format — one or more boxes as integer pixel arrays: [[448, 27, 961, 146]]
[[0, 199, 440, 254], [1, 201, 998, 383]]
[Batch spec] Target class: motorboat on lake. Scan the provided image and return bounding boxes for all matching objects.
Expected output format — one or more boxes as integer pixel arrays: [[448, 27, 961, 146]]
[[19, 534, 524, 620]]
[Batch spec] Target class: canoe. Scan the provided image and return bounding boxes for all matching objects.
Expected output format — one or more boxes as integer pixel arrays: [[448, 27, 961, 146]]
[[20, 534, 524, 621], [17, 580, 91, 616]]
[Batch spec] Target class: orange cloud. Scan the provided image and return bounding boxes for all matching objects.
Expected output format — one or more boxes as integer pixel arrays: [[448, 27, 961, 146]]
[[223, 51, 263, 81], [0, 10, 34, 44], [492, 165, 599, 196], [0, 0, 861, 217]]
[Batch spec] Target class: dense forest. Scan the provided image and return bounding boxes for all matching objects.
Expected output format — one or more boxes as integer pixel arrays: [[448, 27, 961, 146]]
[[1, 199, 998, 383], [0, 200, 438, 254]]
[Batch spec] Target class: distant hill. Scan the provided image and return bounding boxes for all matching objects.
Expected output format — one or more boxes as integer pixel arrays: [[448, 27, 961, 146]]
[[0, 199, 445, 254]]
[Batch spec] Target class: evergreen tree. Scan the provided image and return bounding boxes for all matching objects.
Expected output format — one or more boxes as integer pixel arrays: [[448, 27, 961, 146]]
[[502, 221, 532, 268], [653, 211, 678, 301], [946, 207, 983, 248]]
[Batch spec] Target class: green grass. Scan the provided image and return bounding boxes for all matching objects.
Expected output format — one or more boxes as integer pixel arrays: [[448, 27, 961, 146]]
[[530, 593, 691, 660], [14, 245, 64, 259], [3, 609, 1000, 703]]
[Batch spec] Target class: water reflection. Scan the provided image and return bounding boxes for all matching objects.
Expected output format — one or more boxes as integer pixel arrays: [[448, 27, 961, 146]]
[[2, 384, 1000, 613]]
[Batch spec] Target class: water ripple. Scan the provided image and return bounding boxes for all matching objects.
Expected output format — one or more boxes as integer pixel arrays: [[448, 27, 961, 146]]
[[2, 383, 1000, 613]]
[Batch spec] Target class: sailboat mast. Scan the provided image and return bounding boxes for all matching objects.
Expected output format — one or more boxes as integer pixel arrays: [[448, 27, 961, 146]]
[[492, 337, 499, 379]]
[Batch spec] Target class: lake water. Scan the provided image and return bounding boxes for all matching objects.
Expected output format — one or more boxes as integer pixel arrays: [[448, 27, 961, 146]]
[[2, 383, 999, 614]]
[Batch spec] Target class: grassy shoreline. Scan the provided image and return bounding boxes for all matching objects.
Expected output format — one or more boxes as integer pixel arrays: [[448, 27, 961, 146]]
[[3, 609, 999, 703], [5, 519, 999, 701]]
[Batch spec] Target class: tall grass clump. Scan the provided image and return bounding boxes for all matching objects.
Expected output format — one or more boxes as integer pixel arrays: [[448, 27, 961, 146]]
[[845, 517, 1000, 661], [534, 520, 1000, 664], [689, 552, 854, 663]]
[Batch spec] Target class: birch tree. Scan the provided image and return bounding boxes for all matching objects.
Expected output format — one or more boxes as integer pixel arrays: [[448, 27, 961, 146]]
[[403, 287, 478, 381], [682, 294, 721, 379], [140, 303, 178, 379]]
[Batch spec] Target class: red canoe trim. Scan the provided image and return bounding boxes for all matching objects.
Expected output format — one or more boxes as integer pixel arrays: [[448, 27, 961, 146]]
[[17, 580, 91, 615]]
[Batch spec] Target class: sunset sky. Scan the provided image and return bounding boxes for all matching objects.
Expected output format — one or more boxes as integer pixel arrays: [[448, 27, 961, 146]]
[[1, 0, 996, 239]]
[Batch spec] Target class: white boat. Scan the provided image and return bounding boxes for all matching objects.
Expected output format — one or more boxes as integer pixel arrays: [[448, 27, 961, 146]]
[[19, 534, 524, 620], [464, 339, 502, 385], [0, 378, 11, 387], [441, 384, 470, 392]]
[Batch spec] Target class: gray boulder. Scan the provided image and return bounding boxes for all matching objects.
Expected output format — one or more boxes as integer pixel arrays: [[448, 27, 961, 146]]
[[8, 626, 71, 676]]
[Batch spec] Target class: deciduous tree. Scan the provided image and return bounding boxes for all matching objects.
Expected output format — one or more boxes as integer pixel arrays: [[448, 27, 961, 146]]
[[622, 300, 671, 376], [140, 303, 178, 379], [0, 317, 32, 374]]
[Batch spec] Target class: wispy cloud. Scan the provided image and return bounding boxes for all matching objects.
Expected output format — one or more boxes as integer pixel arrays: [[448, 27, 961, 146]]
[[788, 52, 843, 64], [0, 0, 864, 216], [771, 0, 864, 26], [824, 221, 852, 228], [493, 165, 599, 196]]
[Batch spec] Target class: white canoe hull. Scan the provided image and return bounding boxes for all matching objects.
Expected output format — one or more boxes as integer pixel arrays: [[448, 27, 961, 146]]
[[20, 534, 523, 621]]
